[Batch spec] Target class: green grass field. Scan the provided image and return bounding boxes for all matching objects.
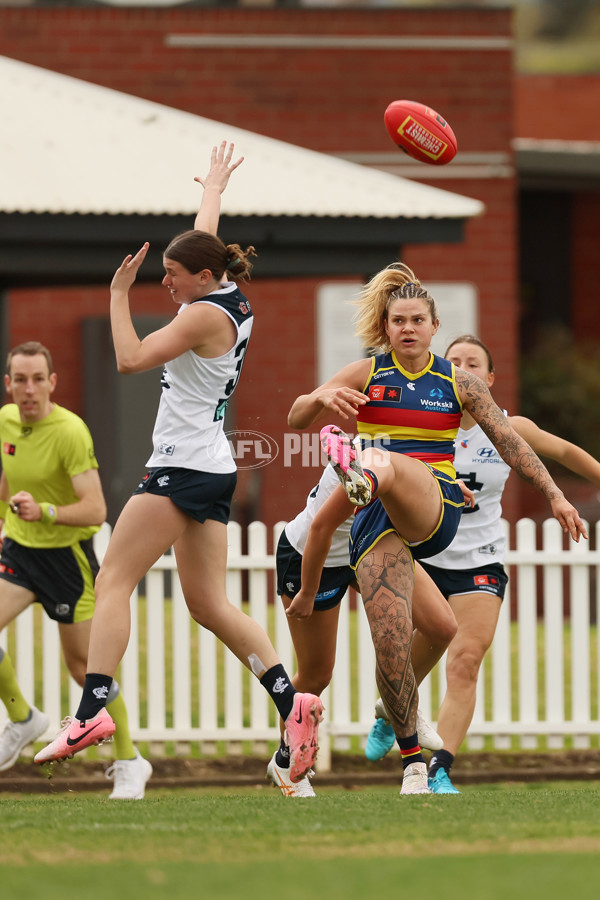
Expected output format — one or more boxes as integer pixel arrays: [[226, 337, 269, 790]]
[[2, 784, 600, 900]]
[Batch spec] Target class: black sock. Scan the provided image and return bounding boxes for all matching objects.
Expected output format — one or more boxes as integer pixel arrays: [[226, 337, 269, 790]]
[[397, 732, 426, 769], [275, 737, 290, 768], [429, 748, 454, 777], [260, 664, 296, 722], [75, 673, 113, 722]]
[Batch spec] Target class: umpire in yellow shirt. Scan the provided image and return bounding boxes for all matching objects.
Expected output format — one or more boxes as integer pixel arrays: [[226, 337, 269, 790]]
[[0, 341, 152, 798]]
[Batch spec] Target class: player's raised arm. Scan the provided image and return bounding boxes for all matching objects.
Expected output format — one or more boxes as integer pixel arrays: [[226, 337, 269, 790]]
[[194, 141, 244, 235], [455, 367, 587, 541]]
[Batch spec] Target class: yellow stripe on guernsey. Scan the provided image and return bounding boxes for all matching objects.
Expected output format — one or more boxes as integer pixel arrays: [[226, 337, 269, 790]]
[[356, 351, 463, 478]]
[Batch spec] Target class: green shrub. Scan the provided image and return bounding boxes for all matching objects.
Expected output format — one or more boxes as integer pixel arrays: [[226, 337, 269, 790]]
[[520, 328, 600, 463]]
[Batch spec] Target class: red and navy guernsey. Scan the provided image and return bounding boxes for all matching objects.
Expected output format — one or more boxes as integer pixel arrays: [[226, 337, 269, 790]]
[[356, 351, 463, 478]]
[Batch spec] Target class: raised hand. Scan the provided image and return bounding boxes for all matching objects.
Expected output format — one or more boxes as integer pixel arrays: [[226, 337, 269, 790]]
[[110, 243, 150, 294], [194, 142, 244, 234], [194, 141, 244, 195]]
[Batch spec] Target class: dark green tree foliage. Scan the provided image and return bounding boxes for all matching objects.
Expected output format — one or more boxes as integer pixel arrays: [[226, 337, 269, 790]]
[[520, 328, 600, 469]]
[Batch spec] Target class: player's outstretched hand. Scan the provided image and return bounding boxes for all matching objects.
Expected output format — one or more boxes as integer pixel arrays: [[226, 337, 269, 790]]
[[111, 243, 150, 293], [194, 141, 244, 194], [550, 495, 587, 542]]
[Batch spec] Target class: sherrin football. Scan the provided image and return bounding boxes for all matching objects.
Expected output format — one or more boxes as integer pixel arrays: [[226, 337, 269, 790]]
[[384, 100, 457, 166]]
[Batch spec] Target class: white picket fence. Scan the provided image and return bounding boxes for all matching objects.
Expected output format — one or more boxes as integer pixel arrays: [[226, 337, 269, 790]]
[[1, 518, 599, 769]]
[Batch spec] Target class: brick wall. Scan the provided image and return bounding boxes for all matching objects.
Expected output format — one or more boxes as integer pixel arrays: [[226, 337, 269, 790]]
[[516, 74, 600, 142], [0, 7, 512, 153]]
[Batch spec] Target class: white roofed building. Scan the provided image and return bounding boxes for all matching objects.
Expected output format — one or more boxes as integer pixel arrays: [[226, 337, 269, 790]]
[[0, 55, 483, 286], [0, 54, 485, 525]]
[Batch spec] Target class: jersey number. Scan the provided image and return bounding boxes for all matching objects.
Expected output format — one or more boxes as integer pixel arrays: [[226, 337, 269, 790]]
[[457, 471, 482, 515], [213, 338, 249, 422]]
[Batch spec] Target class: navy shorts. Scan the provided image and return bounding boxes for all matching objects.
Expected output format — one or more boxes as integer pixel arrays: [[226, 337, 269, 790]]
[[276, 530, 354, 611], [420, 560, 508, 601], [133, 467, 237, 525], [349, 467, 464, 570], [0, 536, 98, 623]]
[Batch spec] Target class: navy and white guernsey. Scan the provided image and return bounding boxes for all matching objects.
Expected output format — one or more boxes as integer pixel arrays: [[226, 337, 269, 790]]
[[146, 282, 253, 474], [356, 350, 463, 478], [285, 464, 353, 568], [423, 420, 511, 570]]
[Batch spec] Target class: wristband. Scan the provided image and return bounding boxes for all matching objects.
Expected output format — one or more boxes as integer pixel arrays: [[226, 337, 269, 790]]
[[40, 502, 58, 525], [0, 499, 8, 519]]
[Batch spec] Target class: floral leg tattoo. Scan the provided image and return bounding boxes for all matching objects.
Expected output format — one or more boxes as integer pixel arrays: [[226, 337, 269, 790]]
[[357, 538, 417, 738]]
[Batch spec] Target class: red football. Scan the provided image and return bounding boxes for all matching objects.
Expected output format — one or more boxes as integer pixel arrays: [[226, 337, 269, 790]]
[[384, 100, 457, 166]]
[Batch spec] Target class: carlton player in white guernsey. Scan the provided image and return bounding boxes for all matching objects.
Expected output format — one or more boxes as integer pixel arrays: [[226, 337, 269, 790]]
[[147, 280, 253, 476], [367, 335, 600, 794], [423, 417, 511, 576], [38, 143, 324, 786]]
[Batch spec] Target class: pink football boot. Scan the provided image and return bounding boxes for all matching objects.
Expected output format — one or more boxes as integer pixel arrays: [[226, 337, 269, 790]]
[[284, 692, 324, 783], [34, 708, 116, 763], [320, 425, 372, 506]]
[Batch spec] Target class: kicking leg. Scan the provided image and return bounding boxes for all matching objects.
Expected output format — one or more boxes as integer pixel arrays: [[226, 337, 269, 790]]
[[356, 533, 430, 794]]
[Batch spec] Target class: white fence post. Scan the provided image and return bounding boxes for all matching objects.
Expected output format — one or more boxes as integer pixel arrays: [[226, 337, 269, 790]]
[[121, 585, 140, 733], [172, 573, 191, 755], [331, 590, 351, 751], [247, 521, 270, 755], [570, 521, 591, 749], [224, 522, 243, 754], [543, 518, 566, 749], [1, 517, 599, 759], [516, 519, 539, 749], [491, 518, 511, 750]]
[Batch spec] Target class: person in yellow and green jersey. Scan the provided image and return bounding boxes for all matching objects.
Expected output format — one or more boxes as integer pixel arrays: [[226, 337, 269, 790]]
[[0, 341, 152, 798]]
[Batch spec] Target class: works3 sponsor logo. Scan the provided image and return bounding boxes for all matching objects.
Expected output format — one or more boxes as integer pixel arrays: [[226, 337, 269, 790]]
[[219, 430, 280, 470], [419, 386, 453, 409]]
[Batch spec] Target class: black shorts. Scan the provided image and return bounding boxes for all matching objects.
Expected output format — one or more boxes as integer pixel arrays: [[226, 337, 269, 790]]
[[420, 560, 508, 601], [276, 530, 354, 612], [133, 467, 237, 525], [0, 537, 98, 623]]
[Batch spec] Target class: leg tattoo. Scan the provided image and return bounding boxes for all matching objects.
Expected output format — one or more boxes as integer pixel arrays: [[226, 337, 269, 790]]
[[357, 539, 417, 737]]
